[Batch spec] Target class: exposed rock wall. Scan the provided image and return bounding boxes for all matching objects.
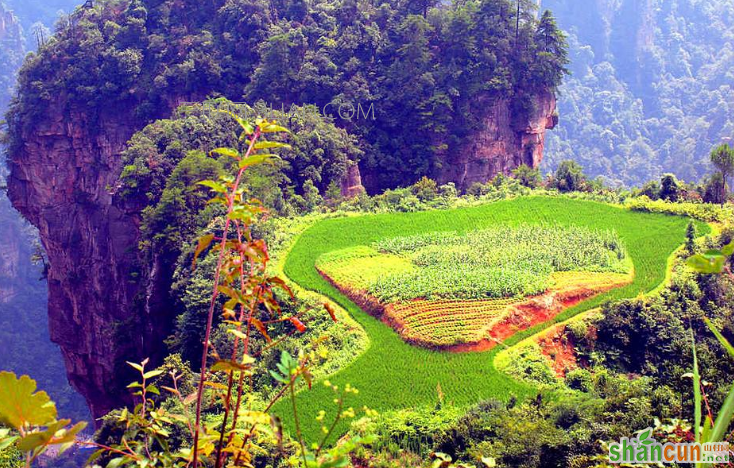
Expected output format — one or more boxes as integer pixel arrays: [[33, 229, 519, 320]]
[[437, 90, 558, 190], [6, 101, 162, 418]]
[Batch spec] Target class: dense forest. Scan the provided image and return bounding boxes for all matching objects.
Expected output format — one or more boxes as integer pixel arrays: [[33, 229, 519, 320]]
[[8, 0, 568, 192], [541, 0, 734, 187], [2, 0, 734, 468]]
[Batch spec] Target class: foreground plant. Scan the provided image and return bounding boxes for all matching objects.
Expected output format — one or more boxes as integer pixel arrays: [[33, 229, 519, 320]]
[[0, 371, 87, 468], [686, 240, 734, 278], [686, 238, 734, 468], [86, 112, 369, 468]]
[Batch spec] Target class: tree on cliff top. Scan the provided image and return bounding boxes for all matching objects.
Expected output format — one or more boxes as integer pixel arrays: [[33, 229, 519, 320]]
[[710, 143, 734, 205], [8, 0, 569, 193]]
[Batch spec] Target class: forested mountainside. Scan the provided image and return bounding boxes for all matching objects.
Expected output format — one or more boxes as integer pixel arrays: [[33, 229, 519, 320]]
[[3, 1, 734, 467], [0, 0, 89, 425], [541, 0, 734, 187], [5, 0, 567, 417]]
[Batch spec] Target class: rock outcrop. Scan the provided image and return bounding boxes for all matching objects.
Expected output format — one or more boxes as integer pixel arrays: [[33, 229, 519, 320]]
[[437, 90, 558, 190], [7, 100, 163, 418]]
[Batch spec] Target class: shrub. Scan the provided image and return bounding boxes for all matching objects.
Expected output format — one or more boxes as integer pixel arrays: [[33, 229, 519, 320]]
[[512, 164, 542, 188], [660, 173, 682, 202], [550, 160, 587, 193], [412, 176, 438, 202], [564, 368, 593, 392]]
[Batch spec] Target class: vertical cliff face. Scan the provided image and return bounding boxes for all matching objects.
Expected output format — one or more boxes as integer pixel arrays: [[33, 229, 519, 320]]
[[437, 91, 558, 190], [6, 100, 164, 418]]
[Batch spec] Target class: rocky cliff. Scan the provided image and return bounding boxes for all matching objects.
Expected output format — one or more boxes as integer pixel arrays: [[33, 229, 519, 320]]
[[437, 91, 558, 190], [7, 100, 166, 418]]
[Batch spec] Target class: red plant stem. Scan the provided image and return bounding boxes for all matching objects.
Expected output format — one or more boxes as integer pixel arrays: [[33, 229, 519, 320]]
[[192, 128, 261, 468], [215, 225, 256, 468]]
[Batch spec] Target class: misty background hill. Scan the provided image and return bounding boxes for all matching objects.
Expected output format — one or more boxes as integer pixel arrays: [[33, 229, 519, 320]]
[[541, 0, 734, 187]]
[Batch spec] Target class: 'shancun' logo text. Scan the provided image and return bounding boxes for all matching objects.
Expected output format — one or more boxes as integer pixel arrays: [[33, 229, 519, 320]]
[[608, 428, 729, 464]]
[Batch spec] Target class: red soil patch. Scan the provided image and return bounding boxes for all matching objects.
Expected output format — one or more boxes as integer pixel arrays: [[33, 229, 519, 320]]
[[447, 287, 607, 353], [536, 325, 578, 377], [318, 269, 630, 353]]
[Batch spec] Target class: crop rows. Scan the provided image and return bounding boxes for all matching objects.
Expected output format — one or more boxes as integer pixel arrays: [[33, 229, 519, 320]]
[[391, 298, 521, 346], [368, 224, 629, 302]]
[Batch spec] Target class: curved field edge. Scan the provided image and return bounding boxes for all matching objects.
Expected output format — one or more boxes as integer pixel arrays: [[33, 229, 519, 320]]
[[268, 215, 371, 380], [494, 227, 712, 386], [273, 196, 709, 441]]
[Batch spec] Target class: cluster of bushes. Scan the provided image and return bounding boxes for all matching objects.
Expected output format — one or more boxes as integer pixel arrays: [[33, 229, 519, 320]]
[[348, 369, 678, 467]]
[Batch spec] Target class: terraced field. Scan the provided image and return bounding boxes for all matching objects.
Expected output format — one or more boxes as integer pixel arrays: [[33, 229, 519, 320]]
[[316, 224, 634, 349], [274, 196, 708, 440]]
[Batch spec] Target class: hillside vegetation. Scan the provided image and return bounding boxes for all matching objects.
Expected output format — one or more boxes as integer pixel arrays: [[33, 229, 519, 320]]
[[542, 0, 734, 187], [9, 0, 567, 191]]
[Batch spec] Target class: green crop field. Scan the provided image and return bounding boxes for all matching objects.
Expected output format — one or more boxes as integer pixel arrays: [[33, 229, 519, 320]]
[[274, 196, 708, 441], [319, 224, 629, 302]]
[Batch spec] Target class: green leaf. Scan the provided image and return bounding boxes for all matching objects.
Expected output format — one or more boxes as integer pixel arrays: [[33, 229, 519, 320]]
[[320, 456, 350, 468], [143, 370, 164, 380], [260, 124, 290, 134], [193, 233, 215, 269], [269, 370, 288, 384], [126, 361, 144, 373], [238, 154, 280, 169], [692, 331, 702, 444], [0, 434, 18, 451], [0, 372, 57, 429], [722, 241, 734, 257], [219, 111, 254, 136], [227, 329, 248, 340], [704, 318, 734, 361], [17, 419, 84, 451], [197, 180, 228, 194], [708, 382, 734, 445], [106, 457, 126, 468], [687, 254, 727, 274], [211, 360, 252, 373], [51, 421, 87, 445], [210, 147, 240, 159], [253, 141, 291, 150]]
